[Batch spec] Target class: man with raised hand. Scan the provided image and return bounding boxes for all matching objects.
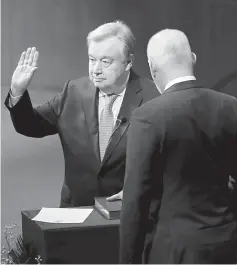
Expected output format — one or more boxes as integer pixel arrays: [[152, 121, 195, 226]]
[[5, 21, 159, 208]]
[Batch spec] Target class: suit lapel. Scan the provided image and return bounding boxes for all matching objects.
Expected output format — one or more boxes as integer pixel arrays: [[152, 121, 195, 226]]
[[99, 71, 143, 167], [81, 79, 202, 169], [82, 81, 100, 162]]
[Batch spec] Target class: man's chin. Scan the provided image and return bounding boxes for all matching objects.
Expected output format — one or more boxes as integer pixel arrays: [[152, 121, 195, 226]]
[[93, 82, 110, 92]]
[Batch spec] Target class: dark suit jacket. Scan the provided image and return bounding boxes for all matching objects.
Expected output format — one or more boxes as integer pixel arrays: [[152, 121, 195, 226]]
[[120, 81, 237, 264], [5, 71, 159, 207]]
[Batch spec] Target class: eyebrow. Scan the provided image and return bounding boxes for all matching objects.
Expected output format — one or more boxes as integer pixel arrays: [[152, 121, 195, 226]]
[[102, 57, 112, 60], [88, 54, 113, 60]]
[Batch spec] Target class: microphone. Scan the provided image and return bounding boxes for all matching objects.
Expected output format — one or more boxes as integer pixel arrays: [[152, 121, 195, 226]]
[[116, 116, 127, 126]]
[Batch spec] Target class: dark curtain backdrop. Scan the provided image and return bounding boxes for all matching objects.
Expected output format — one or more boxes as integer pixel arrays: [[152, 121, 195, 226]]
[[2, 0, 237, 90], [1, 0, 237, 245]]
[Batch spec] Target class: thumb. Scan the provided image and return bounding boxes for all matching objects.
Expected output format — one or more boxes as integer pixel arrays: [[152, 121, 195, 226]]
[[27, 67, 38, 80], [106, 192, 121, 201], [31, 67, 38, 74]]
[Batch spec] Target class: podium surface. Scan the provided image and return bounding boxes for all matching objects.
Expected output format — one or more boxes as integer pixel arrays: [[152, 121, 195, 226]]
[[21, 208, 120, 264]]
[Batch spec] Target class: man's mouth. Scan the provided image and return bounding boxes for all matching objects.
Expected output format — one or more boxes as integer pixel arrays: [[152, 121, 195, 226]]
[[93, 77, 105, 82]]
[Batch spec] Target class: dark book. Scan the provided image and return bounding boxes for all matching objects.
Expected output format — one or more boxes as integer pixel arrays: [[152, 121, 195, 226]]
[[94, 197, 122, 220]]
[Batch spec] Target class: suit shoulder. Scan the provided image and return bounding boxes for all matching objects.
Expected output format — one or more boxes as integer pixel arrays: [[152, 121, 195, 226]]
[[64, 76, 94, 96], [205, 88, 237, 106], [216, 90, 237, 103], [139, 75, 157, 90], [137, 75, 160, 100], [138, 75, 154, 86], [132, 97, 161, 123], [57, 76, 92, 101], [69, 76, 91, 88]]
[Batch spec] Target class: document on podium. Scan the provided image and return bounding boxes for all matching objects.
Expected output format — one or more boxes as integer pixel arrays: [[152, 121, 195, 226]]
[[32, 207, 93, 223]]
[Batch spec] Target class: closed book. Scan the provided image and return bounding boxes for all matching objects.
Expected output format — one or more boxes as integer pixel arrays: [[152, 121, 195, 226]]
[[94, 197, 122, 220]]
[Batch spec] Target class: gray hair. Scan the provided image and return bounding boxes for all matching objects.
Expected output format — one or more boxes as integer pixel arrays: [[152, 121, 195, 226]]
[[87, 20, 135, 58]]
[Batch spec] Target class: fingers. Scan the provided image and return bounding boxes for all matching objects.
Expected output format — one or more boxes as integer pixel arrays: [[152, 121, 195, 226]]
[[28, 47, 36, 65], [18, 51, 26, 66], [32, 50, 39, 68], [23, 47, 31, 65], [21, 47, 38, 66], [106, 192, 122, 201], [106, 195, 117, 201], [228, 175, 236, 191]]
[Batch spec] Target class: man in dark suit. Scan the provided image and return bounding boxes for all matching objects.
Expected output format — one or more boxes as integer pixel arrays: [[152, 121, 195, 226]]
[[5, 21, 159, 207], [120, 29, 237, 264]]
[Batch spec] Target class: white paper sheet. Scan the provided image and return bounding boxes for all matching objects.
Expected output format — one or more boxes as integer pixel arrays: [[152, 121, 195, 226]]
[[32, 207, 93, 223]]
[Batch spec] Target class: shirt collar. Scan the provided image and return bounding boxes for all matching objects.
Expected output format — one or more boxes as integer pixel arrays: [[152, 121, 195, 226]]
[[164, 76, 196, 91], [98, 72, 130, 98]]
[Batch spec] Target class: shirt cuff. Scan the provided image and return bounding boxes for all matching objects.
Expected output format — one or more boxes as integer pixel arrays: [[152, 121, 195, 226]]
[[10, 89, 23, 99]]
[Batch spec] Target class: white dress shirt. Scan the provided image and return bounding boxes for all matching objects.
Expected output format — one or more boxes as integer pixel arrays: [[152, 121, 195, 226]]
[[164, 76, 196, 91]]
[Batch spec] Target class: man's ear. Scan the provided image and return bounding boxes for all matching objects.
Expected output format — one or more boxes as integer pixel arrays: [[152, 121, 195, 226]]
[[148, 59, 157, 79], [192, 52, 197, 64], [125, 54, 134, 71]]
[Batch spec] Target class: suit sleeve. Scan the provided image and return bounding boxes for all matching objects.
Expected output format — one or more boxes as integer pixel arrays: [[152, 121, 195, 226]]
[[230, 98, 237, 178], [226, 97, 237, 212], [222, 97, 237, 179], [120, 111, 163, 264], [4, 81, 70, 138]]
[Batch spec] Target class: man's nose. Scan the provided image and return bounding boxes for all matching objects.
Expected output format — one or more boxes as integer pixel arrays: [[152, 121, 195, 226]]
[[93, 61, 102, 74]]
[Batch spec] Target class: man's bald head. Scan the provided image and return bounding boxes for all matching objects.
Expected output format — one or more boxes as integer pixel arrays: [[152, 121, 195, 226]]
[[147, 29, 196, 92]]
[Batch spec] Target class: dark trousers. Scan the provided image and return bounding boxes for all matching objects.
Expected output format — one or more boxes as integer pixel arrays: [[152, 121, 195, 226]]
[[149, 232, 237, 264]]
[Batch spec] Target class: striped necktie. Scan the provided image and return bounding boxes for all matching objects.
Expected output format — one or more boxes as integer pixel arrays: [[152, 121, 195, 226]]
[[99, 94, 119, 160]]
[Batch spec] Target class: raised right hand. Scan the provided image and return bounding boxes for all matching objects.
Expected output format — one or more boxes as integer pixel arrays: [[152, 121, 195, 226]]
[[228, 175, 236, 191], [11, 47, 39, 96]]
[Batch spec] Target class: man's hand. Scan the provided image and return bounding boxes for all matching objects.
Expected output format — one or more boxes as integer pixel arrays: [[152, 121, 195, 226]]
[[228, 175, 236, 191], [11, 47, 39, 96], [106, 190, 123, 201]]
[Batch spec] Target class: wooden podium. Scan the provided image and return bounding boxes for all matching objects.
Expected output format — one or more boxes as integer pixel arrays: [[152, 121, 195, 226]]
[[21, 208, 120, 264]]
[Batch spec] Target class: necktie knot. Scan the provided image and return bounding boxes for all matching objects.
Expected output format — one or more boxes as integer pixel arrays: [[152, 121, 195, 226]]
[[104, 94, 119, 111]]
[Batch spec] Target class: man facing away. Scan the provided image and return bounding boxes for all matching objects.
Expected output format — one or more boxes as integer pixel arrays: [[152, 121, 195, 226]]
[[120, 29, 237, 264], [5, 21, 159, 207]]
